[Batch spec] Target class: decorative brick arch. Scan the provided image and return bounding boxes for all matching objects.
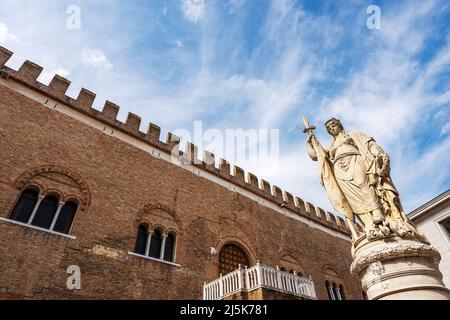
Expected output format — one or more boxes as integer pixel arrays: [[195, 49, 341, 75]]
[[215, 236, 257, 265], [213, 236, 257, 276], [132, 203, 182, 263], [322, 264, 341, 280], [277, 252, 306, 276], [322, 264, 346, 300], [136, 203, 183, 233], [14, 164, 91, 211]]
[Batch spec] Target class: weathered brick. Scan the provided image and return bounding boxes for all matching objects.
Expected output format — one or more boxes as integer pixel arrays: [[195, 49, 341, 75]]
[[0, 53, 362, 300]]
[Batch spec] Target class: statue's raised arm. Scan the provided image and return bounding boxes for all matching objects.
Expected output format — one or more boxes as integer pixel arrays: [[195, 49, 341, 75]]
[[303, 116, 319, 161]]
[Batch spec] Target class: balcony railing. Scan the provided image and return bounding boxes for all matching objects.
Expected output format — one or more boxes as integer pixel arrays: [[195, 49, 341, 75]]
[[203, 261, 317, 300]]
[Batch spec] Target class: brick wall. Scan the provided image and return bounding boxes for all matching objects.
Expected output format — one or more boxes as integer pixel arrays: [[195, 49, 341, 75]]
[[0, 65, 362, 300]]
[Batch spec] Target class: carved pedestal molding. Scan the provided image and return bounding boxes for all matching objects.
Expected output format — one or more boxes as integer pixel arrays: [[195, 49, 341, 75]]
[[351, 237, 450, 300]]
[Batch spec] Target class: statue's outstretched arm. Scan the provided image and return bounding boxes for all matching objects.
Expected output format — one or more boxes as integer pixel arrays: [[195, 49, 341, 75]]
[[302, 116, 329, 162], [306, 141, 318, 161], [306, 133, 329, 161]]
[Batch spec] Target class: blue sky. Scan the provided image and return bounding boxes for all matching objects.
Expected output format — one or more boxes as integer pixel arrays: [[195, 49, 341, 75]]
[[0, 0, 449, 214]]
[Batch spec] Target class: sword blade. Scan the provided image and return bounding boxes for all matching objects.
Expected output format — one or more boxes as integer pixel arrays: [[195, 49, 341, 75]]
[[302, 115, 310, 130]]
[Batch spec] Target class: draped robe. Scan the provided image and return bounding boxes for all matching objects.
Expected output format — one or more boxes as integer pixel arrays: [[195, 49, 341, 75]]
[[310, 131, 380, 221]]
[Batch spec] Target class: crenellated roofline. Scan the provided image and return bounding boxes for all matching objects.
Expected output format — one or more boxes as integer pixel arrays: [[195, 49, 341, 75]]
[[0, 46, 354, 238]]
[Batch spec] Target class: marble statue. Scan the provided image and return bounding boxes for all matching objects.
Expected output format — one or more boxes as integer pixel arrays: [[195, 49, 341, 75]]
[[303, 116, 427, 243]]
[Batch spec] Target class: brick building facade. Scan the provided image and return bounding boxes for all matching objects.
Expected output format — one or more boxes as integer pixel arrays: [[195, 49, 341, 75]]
[[0, 46, 362, 300]]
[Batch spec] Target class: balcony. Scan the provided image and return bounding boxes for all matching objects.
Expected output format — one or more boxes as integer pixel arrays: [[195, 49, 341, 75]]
[[203, 261, 317, 300]]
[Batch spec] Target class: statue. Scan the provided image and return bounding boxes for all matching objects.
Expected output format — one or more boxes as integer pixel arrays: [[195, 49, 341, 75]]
[[302, 116, 427, 243]]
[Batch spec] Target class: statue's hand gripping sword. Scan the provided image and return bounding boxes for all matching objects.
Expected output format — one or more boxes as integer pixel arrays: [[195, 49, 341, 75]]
[[302, 115, 316, 134]]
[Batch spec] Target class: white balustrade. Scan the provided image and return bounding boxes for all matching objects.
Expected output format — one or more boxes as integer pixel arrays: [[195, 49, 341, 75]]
[[203, 262, 317, 300]]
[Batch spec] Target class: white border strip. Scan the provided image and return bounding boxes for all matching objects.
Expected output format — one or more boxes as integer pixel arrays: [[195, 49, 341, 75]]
[[0, 216, 76, 239], [128, 251, 181, 267]]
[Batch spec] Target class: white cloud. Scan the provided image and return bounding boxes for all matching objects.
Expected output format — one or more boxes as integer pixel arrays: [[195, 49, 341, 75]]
[[317, 2, 449, 147], [81, 48, 112, 69], [0, 22, 18, 42], [441, 122, 450, 135], [39, 67, 70, 84], [0, 0, 446, 216], [434, 91, 450, 106], [176, 40, 183, 48], [227, 0, 245, 14], [181, 0, 205, 23], [394, 137, 450, 211]]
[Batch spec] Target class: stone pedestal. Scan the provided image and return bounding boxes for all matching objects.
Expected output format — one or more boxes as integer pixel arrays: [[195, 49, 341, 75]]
[[350, 236, 450, 300]]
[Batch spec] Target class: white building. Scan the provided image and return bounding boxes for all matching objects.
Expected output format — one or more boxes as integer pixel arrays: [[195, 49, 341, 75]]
[[409, 189, 450, 289]]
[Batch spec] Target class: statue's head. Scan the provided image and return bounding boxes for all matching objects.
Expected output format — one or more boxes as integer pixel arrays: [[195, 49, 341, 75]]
[[325, 118, 343, 136]]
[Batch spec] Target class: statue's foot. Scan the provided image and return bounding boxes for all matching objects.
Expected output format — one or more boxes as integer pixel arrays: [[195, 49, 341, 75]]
[[366, 229, 381, 241], [390, 221, 409, 237], [372, 217, 383, 225], [379, 225, 391, 236]]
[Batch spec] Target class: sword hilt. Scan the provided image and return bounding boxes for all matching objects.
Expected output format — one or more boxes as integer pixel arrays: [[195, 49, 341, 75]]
[[303, 125, 316, 134], [302, 115, 316, 134]]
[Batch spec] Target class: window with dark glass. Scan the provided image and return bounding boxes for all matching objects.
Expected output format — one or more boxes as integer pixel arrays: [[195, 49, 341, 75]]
[[339, 285, 346, 300], [325, 281, 344, 300], [134, 224, 148, 255], [442, 219, 450, 236], [332, 283, 341, 300], [325, 280, 333, 300], [149, 228, 162, 258], [133, 225, 178, 263], [163, 233, 175, 262], [10, 189, 38, 223], [31, 196, 58, 229], [53, 201, 77, 234]]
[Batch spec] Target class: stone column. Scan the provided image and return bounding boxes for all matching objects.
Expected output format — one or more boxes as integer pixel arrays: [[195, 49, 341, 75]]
[[350, 236, 450, 300], [50, 201, 65, 230], [28, 195, 45, 224], [159, 234, 167, 260], [144, 230, 153, 257]]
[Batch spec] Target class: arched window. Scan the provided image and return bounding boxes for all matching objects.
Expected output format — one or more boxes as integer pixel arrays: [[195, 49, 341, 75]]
[[9, 189, 79, 235], [325, 280, 334, 300], [219, 243, 250, 275], [9, 167, 88, 237], [332, 283, 340, 300], [31, 195, 58, 229], [133, 225, 178, 263], [149, 228, 162, 259], [324, 266, 345, 300], [279, 254, 305, 277], [163, 232, 175, 262], [10, 189, 38, 223], [325, 281, 345, 300], [134, 224, 148, 255], [53, 201, 77, 234]]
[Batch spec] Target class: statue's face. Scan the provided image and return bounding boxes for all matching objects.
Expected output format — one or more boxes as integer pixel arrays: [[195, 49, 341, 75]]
[[326, 121, 342, 136]]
